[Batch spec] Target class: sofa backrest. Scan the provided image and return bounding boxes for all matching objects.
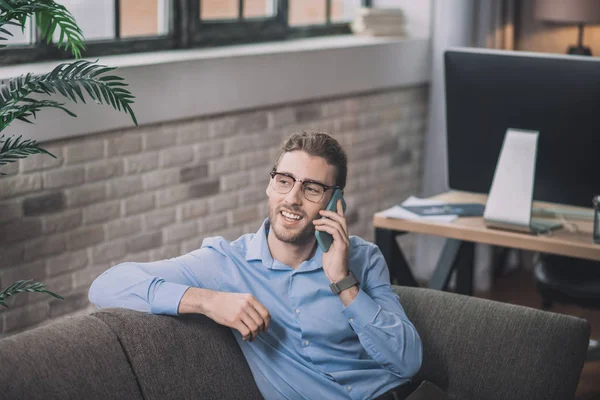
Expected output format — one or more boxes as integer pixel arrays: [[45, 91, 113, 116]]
[[395, 286, 590, 400], [1, 288, 589, 400], [0, 315, 143, 400], [92, 308, 263, 400]]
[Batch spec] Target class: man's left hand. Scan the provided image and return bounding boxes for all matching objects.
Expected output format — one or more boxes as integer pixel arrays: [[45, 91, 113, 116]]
[[313, 199, 350, 283]]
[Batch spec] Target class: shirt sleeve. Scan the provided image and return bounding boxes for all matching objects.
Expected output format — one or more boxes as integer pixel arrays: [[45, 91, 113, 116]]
[[341, 245, 423, 379], [88, 244, 226, 316]]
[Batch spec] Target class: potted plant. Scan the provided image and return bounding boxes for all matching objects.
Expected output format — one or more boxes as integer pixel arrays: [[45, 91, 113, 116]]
[[0, 0, 138, 308]]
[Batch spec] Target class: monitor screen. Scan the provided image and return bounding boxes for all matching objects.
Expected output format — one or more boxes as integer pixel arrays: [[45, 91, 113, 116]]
[[444, 48, 600, 208]]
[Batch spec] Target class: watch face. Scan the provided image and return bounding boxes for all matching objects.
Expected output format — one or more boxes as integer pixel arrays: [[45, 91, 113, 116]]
[[329, 272, 359, 294], [329, 282, 341, 295]]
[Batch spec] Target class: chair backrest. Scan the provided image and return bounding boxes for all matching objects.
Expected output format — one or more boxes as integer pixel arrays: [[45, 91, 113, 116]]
[[92, 308, 263, 400], [394, 286, 590, 400]]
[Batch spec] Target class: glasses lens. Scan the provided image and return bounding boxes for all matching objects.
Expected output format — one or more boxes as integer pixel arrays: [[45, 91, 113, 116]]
[[303, 183, 325, 202], [273, 173, 294, 193]]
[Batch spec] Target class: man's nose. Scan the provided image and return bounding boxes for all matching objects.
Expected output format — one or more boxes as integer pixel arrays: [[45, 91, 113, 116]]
[[284, 183, 303, 205]]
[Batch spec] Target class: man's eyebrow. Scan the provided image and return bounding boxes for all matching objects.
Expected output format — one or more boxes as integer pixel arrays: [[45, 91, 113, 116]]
[[277, 171, 328, 186]]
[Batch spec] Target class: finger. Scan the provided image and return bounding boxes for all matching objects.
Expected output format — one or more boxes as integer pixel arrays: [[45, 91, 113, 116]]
[[314, 216, 349, 240], [315, 224, 348, 249], [244, 305, 266, 333], [318, 209, 348, 235], [250, 299, 271, 331], [241, 314, 259, 341], [337, 199, 345, 217], [314, 223, 349, 248], [314, 217, 347, 237], [237, 322, 251, 341]]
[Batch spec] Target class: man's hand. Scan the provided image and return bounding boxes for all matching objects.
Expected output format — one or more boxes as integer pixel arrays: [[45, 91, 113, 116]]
[[313, 199, 350, 283], [178, 288, 271, 342], [313, 199, 359, 305]]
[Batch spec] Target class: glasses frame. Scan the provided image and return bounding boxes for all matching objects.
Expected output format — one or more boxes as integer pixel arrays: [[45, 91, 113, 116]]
[[269, 169, 340, 203]]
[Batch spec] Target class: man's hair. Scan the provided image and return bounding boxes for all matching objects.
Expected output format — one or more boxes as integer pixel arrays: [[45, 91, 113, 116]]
[[273, 131, 348, 189]]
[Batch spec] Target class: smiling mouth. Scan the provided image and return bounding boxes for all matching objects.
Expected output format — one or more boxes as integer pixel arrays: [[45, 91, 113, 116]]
[[280, 210, 303, 222]]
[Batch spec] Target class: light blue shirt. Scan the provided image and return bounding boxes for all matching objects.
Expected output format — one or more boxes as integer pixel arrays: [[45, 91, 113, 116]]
[[89, 219, 422, 400]]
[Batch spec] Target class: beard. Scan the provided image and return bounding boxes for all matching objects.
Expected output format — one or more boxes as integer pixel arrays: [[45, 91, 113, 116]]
[[268, 203, 316, 245]]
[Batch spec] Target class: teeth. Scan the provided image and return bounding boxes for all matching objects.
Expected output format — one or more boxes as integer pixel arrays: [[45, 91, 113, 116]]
[[281, 211, 301, 220]]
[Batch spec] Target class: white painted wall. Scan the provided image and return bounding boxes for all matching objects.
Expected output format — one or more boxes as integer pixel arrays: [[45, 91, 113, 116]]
[[415, 0, 476, 284]]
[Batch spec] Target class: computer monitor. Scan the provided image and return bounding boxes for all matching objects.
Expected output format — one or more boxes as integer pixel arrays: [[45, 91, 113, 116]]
[[444, 47, 600, 209]]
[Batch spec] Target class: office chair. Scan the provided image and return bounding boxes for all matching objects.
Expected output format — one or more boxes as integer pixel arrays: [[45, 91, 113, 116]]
[[534, 254, 600, 361]]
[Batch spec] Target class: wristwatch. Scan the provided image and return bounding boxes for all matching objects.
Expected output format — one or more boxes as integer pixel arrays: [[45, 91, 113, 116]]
[[329, 272, 359, 294]]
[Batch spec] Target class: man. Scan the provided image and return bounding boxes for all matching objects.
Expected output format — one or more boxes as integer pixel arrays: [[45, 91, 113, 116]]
[[89, 131, 422, 400]]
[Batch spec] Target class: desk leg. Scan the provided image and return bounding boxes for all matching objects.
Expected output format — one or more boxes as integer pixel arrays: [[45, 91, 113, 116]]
[[374, 228, 419, 287], [427, 239, 462, 291], [455, 242, 475, 296], [427, 239, 475, 295]]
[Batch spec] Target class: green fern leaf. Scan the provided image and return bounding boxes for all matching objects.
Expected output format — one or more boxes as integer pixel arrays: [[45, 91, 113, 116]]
[[0, 60, 138, 126], [0, 279, 64, 306], [0, 99, 76, 131], [0, 0, 85, 58], [0, 134, 56, 172]]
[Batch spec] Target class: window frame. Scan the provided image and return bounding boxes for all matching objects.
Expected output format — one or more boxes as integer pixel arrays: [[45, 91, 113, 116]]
[[0, 0, 373, 65]]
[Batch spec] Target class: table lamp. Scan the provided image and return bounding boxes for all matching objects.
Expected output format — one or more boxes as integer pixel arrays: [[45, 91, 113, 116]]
[[534, 0, 600, 55]]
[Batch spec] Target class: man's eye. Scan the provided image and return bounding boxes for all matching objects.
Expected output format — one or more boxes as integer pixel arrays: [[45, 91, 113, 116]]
[[305, 186, 320, 193], [279, 179, 291, 186]]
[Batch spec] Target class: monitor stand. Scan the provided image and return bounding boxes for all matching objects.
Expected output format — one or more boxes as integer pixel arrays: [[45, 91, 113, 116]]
[[483, 128, 562, 234]]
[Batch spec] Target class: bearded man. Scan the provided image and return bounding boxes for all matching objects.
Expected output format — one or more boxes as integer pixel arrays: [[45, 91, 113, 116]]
[[89, 131, 422, 400]]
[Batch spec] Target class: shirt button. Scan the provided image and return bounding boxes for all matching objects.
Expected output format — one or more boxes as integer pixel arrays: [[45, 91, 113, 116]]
[[348, 318, 354, 323], [295, 309, 300, 314], [304, 340, 310, 346], [347, 386, 352, 391]]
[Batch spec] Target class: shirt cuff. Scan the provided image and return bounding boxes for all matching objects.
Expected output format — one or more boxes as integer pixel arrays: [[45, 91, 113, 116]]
[[150, 281, 190, 316], [341, 289, 381, 328]]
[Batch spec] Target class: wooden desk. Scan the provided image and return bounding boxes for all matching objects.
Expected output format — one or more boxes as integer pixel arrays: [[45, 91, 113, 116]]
[[373, 191, 600, 294]]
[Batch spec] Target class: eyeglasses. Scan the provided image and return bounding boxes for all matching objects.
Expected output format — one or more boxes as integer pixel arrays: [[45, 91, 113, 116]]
[[269, 170, 339, 203]]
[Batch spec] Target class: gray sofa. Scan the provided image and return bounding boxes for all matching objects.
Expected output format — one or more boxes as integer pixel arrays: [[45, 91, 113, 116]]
[[0, 287, 590, 400]]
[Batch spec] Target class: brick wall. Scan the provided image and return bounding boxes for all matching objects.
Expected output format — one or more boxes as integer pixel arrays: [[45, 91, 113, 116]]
[[0, 85, 428, 337]]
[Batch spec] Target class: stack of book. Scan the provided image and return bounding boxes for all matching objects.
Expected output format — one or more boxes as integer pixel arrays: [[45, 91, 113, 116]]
[[351, 7, 407, 37]]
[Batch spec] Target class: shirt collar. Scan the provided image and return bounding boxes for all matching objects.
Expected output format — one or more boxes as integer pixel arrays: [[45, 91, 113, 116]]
[[245, 218, 323, 271], [245, 218, 274, 268]]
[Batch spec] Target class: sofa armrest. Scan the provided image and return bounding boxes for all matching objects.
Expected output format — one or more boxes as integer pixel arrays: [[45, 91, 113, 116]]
[[393, 286, 589, 400]]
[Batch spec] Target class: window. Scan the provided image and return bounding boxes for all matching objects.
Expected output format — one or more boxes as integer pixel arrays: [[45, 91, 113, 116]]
[[1, 0, 373, 65]]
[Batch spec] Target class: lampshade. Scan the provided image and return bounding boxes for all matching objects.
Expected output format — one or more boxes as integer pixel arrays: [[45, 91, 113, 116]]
[[534, 0, 600, 24]]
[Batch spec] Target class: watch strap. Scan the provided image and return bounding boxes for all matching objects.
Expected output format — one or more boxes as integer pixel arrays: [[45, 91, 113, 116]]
[[329, 271, 358, 294]]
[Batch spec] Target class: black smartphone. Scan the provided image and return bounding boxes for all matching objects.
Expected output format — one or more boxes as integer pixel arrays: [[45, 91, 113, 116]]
[[315, 189, 347, 252]]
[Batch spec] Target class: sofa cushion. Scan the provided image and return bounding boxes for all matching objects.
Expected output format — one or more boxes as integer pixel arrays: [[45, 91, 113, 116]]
[[93, 308, 263, 400], [0, 315, 143, 400]]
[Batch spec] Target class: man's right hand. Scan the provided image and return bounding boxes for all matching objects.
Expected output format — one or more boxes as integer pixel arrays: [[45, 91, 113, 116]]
[[178, 288, 271, 342]]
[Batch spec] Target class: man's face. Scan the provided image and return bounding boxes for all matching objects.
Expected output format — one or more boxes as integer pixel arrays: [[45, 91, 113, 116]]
[[266, 150, 337, 246]]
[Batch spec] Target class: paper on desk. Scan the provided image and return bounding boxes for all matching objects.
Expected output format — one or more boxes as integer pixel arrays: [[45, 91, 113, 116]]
[[379, 196, 458, 222]]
